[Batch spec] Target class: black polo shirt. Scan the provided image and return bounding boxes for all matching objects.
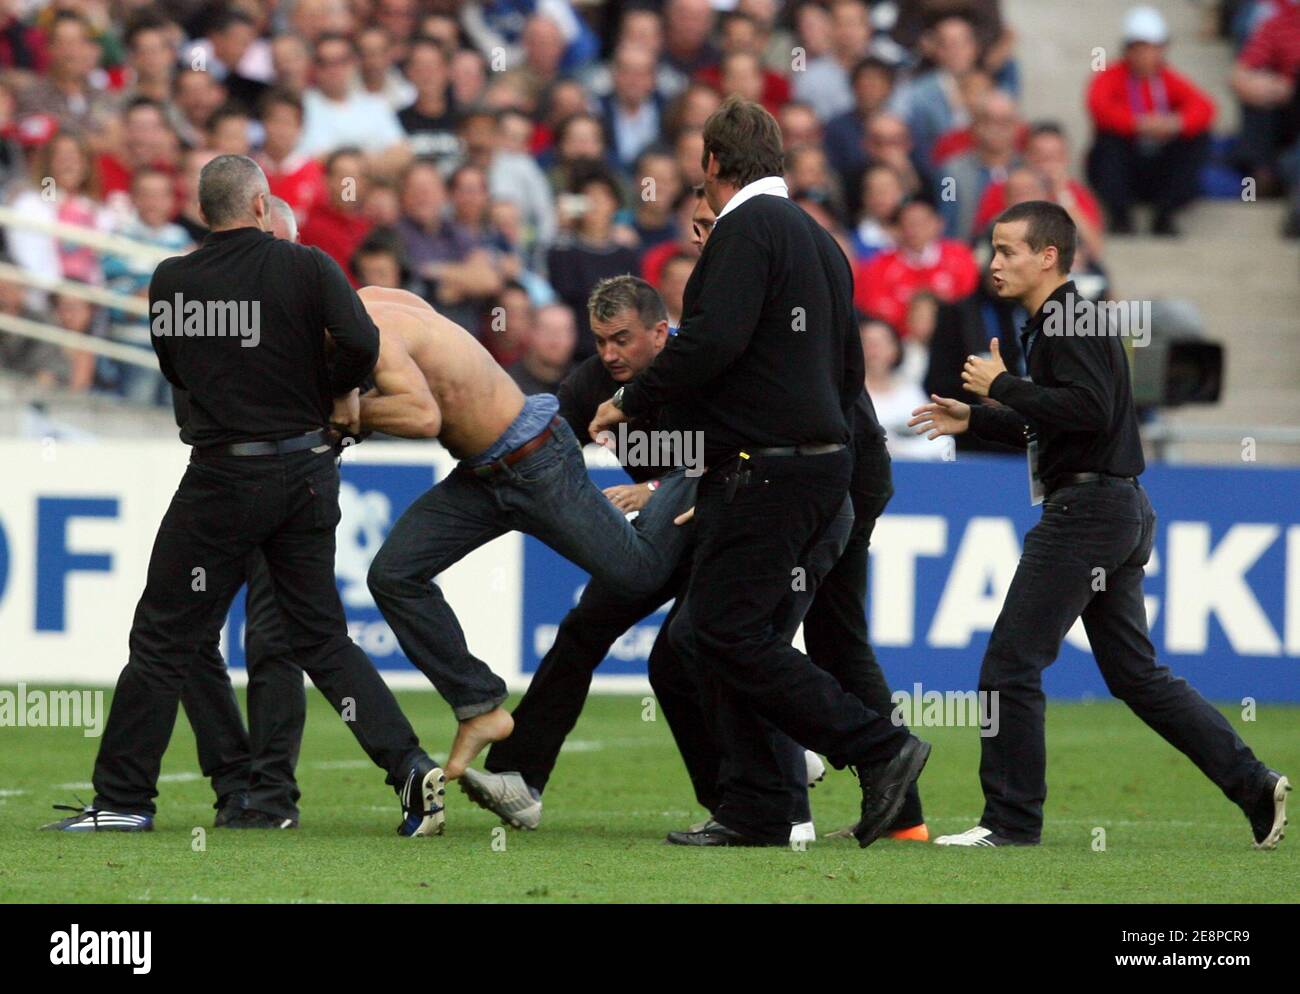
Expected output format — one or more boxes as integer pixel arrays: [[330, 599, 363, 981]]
[[968, 279, 1146, 483], [149, 226, 379, 448]]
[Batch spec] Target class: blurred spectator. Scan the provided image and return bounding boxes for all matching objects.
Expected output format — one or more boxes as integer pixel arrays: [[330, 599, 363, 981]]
[[658, 250, 696, 330], [8, 129, 105, 286], [548, 161, 638, 359], [824, 56, 897, 180], [357, 25, 415, 112], [939, 89, 1021, 240], [630, 146, 684, 250], [795, 0, 872, 121], [171, 67, 228, 149], [461, 0, 598, 75], [351, 231, 412, 291], [398, 36, 460, 167], [1085, 6, 1214, 236], [663, 0, 720, 76], [778, 100, 823, 150], [97, 97, 177, 202], [669, 80, 725, 136], [48, 292, 100, 393], [486, 280, 534, 367], [901, 290, 939, 385], [600, 43, 667, 173], [256, 88, 325, 222], [198, 8, 269, 115], [175, 146, 216, 242], [1230, 2, 1300, 206], [696, 11, 792, 114], [17, 12, 116, 137], [299, 34, 405, 158], [975, 123, 1105, 260], [786, 143, 845, 218], [102, 167, 191, 404], [584, 7, 686, 101], [459, 108, 557, 252], [0, 258, 66, 386], [362, 176, 401, 229], [861, 315, 953, 461], [546, 111, 609, 194], [0, 5, 46, 71], [674, 125, 707, 188], [892, 0, 1019, 94], [118, 15, 178, 106], [641, 185, 708, 287], [888, 13, 983, 171], [844, 110, 930, 219], [270, 34, 312, 98], [520, 14, 567, 94], [507, 301, 577, 394], [449, 47, 489, 109], [852, 161, 903, 261], [299, 146, 373, 281], [207, 102, 253, 156], [855, 198, 979, 328]]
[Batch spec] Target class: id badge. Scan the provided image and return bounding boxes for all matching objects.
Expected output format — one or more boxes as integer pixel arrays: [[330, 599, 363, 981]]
[[1027, 437, 1044, 506]]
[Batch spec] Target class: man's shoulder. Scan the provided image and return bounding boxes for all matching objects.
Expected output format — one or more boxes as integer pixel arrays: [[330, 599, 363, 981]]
[[560, 354, 612, 396]]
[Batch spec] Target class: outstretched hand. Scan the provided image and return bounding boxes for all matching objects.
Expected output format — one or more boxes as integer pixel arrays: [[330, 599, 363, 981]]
[[908, 394, 971, 439]]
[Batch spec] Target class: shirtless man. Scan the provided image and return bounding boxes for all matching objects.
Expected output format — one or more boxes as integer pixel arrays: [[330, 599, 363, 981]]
[[343, 287, 694, 779]]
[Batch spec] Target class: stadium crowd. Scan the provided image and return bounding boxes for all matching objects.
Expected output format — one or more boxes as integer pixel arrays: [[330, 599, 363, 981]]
[[0, 0, 1296, 458]]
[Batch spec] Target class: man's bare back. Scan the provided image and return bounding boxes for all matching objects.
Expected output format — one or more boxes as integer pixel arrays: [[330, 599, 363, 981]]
[[355, 286, 525, 458]]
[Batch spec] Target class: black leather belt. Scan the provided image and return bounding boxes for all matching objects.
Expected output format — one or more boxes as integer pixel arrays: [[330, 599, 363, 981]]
[[193, 428, 332, 461], [1044, 471, 1138, 497], [746, 442, 846, 457]]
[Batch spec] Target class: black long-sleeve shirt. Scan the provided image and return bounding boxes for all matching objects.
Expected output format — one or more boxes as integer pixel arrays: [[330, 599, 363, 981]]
[[558, 354, 676, 484], [967, 279, 1145, 484], [618, 194, 868, 466], [148, 226, 379, 447]]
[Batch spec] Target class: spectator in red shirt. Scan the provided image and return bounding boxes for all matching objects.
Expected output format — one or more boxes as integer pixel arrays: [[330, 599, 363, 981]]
[[299, 146, 373, 283], [97, 97, 178, 203], [1084, 6, 1214, 236], [975, 123, 1105, 262], [256, 88, 325, 222], [1230, 3, 1300, 198], [695, 11, 791, 115], [854, 198, 980, 329]]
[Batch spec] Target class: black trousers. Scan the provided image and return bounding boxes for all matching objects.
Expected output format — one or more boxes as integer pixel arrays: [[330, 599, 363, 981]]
[[802, 443, 924, 829], [669, 449, 910, 844], [180, 549, 307, 821], [979, 478, 1268, 842], [92, 448, 426, 815], [1086, 131, 1210, 220], [485, 558, 694, 792]]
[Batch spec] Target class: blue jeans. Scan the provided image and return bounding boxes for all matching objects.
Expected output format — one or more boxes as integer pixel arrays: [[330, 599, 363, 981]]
[[367, 418, 696, 718]]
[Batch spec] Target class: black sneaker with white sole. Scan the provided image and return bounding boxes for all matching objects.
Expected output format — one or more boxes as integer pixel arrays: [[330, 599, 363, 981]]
[[396, 757, 446, 837], [1246, 770, 1290, 850]]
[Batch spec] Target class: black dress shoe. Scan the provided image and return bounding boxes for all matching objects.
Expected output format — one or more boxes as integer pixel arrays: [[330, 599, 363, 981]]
[[853, 738, 932, 849], [227, 808, 299, 829], [213, 792, 248, 828], [666, 819, 774, 847]]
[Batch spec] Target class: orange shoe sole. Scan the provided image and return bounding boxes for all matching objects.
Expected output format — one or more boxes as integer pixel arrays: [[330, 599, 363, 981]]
[[887, 824, 930, 842]]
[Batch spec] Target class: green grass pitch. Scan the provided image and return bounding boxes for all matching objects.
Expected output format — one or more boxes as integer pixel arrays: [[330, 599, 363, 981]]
[[1, 689, 1294, 903]]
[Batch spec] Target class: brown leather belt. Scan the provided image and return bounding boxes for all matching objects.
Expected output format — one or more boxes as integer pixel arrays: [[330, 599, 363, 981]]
[[468, 417, 563, 479]]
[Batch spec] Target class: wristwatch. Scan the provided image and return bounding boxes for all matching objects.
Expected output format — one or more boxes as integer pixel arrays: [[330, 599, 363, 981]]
[[611, 386, 626, 411]]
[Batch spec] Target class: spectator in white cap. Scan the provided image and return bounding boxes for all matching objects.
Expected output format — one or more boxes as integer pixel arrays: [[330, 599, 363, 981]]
[[1084, 5, 1215, 236]]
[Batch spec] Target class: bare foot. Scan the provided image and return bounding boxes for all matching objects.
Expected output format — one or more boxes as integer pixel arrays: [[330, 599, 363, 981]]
[[445, 707, 514, 780]]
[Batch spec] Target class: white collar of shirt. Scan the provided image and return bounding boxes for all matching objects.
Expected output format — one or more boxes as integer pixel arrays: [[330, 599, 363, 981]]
[[716, 175, 789, 222]]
